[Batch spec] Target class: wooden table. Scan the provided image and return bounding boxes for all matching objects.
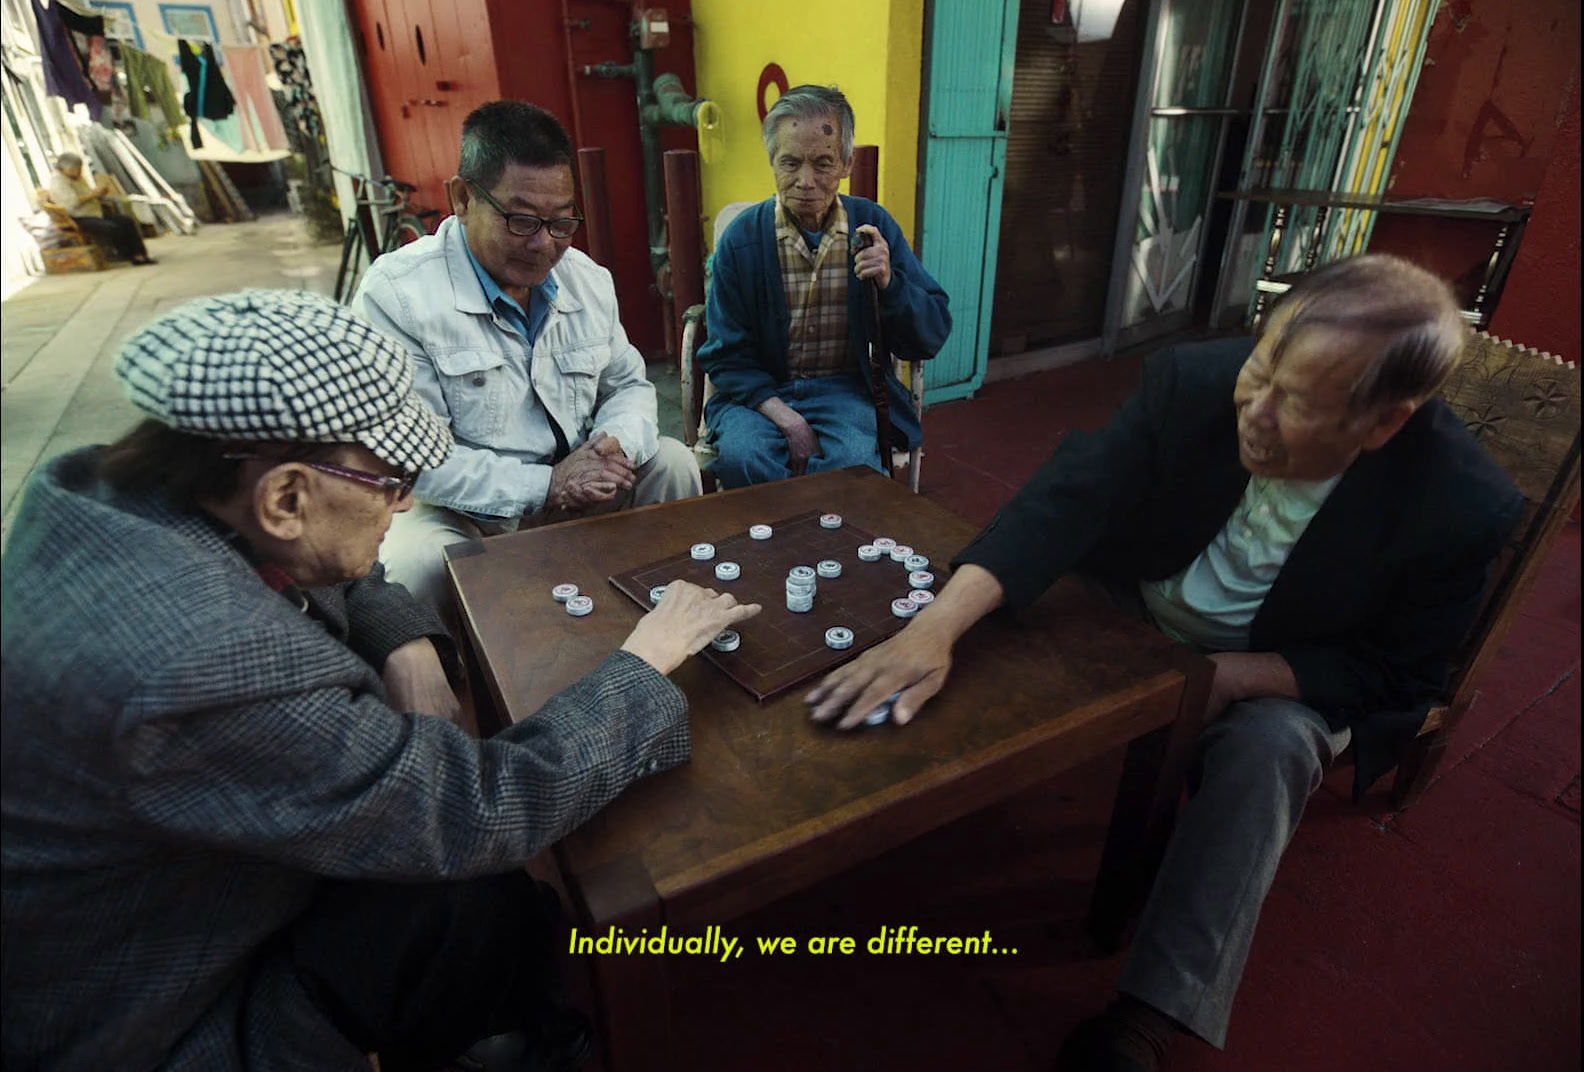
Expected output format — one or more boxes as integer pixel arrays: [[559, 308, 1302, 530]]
[[446, 468, 1213, 1071]]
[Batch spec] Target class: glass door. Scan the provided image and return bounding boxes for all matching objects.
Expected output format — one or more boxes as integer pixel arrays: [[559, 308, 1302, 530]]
[[1105, 0, 1249, 353], [988, 0, 1149, 360]]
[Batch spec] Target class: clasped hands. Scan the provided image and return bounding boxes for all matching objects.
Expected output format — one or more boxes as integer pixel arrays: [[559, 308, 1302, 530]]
[[546, 431, 634, 513]]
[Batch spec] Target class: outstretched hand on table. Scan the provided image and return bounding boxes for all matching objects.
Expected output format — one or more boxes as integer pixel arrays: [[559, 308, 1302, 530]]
[[805, 563, 1007, 730], [620, 579, 762, 675]]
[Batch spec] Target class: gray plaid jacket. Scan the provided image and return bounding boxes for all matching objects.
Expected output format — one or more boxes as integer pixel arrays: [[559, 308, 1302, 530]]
[[1, 448, 690, 1071]]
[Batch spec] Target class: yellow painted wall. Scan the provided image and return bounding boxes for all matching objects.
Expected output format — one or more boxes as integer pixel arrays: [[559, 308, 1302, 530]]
[[690, 0, 925, 248]]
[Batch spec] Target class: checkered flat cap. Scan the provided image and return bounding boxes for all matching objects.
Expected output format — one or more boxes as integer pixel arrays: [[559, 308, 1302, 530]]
[[114, 290, 452, 472]]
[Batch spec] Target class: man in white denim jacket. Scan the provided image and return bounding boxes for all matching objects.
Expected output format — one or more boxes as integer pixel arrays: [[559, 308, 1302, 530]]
[[356, 100, 701, 617]]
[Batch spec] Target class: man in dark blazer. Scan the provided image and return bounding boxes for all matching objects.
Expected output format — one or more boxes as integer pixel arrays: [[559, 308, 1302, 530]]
[[1, 291, 759, 1072], [807, 255, 1522, 1070]]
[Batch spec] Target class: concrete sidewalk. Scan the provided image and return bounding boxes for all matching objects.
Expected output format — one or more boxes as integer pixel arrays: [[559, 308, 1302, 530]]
[[1, 214, 343, 544], [1, 212, 688, 548]]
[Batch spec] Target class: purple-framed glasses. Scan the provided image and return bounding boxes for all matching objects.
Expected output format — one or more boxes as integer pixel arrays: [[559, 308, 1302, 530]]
[[224, 453, 419, 497]]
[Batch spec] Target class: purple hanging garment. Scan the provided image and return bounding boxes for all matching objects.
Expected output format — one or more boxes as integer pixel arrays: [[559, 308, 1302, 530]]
[[30, 0, 101, 120]]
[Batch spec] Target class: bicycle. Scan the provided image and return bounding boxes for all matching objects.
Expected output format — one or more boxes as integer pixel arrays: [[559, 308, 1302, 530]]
[[331, 170, 441, 303]]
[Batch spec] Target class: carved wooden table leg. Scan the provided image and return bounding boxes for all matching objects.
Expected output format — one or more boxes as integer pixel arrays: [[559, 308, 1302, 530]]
[[563, 852, 674, 1072]]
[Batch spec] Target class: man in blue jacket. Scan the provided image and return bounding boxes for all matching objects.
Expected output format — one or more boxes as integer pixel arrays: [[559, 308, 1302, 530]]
[[697, 84, 951, 488]]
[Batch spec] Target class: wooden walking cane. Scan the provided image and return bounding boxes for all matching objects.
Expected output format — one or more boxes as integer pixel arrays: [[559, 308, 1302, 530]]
[[855, 230, 893, 477]]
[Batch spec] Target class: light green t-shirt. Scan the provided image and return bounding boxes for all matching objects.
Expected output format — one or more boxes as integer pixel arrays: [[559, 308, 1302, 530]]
[[1140, 473, 1342, 652]]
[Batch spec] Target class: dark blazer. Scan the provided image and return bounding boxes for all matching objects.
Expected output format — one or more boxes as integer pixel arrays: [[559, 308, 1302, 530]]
[[956, 337, 1523, 797], [1, 448, 690, 1070], [698, 195, 952, 451]]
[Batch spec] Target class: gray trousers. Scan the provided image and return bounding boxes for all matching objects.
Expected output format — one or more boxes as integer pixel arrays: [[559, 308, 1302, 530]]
[[1118, 696, 1351, 1048]]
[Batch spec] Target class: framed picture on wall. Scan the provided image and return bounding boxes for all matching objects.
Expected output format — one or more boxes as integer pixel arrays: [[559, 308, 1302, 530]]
[[158, 4, 219, 42], [93, 1, 144, 48]]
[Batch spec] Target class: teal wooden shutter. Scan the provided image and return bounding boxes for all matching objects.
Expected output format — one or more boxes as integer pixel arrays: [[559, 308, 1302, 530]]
[[918, 0, 1022, 404]]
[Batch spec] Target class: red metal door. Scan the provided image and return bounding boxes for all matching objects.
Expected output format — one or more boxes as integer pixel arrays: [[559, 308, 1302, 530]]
[[355, 0, 700, 357], [413, 0, 498, 217], [384, 0, 446, 201], [351, 0, 414, 187]]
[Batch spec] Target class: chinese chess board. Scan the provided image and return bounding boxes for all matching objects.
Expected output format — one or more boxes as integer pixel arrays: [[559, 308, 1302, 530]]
[[609, 510, 946, 701]]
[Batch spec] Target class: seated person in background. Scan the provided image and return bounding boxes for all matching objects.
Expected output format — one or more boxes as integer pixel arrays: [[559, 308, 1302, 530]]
[[807, 255, 1522, 1072], [48, 151, 155, 265], [697, 84, 951, 489], [1, 290, 759, 1072], [355, 100, 702, 619]]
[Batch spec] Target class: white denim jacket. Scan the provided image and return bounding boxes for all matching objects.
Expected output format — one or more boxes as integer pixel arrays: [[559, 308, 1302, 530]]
[[353, 216, 659, 521]]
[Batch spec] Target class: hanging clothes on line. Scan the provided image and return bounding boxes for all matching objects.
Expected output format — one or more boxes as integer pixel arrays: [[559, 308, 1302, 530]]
[[85, 34, 113, 93], [55, 1, 106, 77], [177, 39, 235, 148], [268, 39, 324, 153], [120, 43, 186, 141], [222, 46, 290, 152], [30, 0, 101, 119]]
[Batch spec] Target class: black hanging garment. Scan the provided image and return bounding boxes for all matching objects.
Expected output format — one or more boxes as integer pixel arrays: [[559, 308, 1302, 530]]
[[177, 39, 235, 148]]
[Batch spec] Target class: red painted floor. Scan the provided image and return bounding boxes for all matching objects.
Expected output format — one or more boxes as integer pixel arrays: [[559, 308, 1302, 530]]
[[611, 356, 1581, 1072]]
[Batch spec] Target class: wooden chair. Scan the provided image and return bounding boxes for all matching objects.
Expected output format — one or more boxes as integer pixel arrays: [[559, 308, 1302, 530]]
[[1389, 331, 1580, 808], [678, 201, 927, 493], [31, 188, 107, 273]]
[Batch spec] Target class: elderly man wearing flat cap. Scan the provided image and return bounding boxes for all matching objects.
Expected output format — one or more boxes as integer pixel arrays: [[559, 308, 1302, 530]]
[[0, 291, 759, 1072]]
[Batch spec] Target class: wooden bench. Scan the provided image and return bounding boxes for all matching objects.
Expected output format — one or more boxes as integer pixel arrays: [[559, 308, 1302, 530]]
[[1390, 331, 1580, 808]]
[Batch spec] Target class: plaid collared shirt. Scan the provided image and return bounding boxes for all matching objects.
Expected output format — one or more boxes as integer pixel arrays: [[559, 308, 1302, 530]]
[[775, 195, 851, 379]]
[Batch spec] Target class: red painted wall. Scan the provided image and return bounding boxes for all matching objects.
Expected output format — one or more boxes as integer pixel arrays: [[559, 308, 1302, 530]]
[[1368, 0, 1580, 337], [1487, 77, 1580, 362], [487, 0, 700, 359]]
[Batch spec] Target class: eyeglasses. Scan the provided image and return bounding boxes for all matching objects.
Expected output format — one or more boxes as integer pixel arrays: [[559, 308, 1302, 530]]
[[465, 180, 583, 239], [224, 453, 419, 497]]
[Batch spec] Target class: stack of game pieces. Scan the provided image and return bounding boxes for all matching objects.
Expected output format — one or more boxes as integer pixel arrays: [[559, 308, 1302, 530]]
[[786, 565, 816, 613], [866, 690, 903, 726]]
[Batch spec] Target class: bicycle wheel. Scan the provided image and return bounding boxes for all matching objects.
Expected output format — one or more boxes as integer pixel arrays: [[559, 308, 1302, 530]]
[[388, 214, 427, 250], [336, 247, 368, 304], [333, 224, 366, 304]]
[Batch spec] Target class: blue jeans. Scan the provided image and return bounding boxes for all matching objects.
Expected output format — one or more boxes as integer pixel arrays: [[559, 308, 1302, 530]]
[[706, 374, 885, 489]]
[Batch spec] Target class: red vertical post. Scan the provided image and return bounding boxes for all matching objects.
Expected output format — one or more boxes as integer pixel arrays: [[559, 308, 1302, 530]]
[[577, 147, 615, 269], [850, 143, 879, 202], [663, 148, 705, 366]]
